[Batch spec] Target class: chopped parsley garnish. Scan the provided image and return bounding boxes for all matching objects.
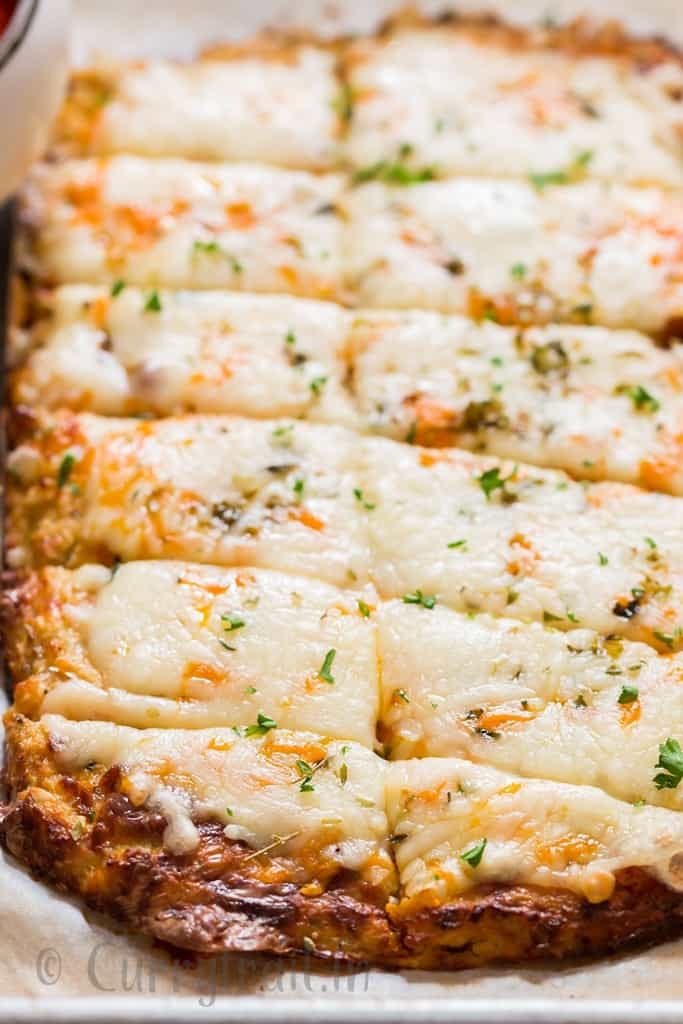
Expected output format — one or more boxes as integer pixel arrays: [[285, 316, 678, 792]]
[[57, 453, 76, 489], [144, 290, 162, 313], [245, 686, 257, 694], [332, 82, 354, 123], [309, 375, 328, 397], [293, 477, 305, 500], [448, 539, 467, 550], [339, 762, 348, 785], [644, 537, 657, 550], [284, 329, 297, 346], [295, 757, 326, 792], [616, 384, 660, 413], [567, 610, 580, 623], [618, 684, 639, 704], [318, 649, 336, 684], [476, 465, 517, 502], [225, 806, 234, 816], [654, 628, 682, 649], [510, 263, 527, 280], [110, 279, 126, 297], [460, 838, 487, 868], [357, 599, 371, 618], [654, 737, 683, 789], [598, 552, 608, 566], [543, 610, 563, 623], [403, 590, 437, 609], [528, 149, 593, 190], [352, 156, 437, 187], [221, 613, 245, 632], [192, 239, 243, 274], [244, 712, 278, 737], [353, 487, 375, 510]]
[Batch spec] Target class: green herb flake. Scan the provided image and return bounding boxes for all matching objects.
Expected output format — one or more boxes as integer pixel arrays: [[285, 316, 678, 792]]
[[332, 82, 354, 123], [353, 487, 376, 510], [528, 149, 593, 190], [144, 290, 162, 313], [598, 552, 609, 566], [617, 384, 660, 414], [57, 453, 76, 489], [654, 737, 683, 789], [618, 684, 639, 704], [460, 838, 487, 868], [352, 160, 437, 187], [510, 263, 527, 280], [403, 590, 437, 609], [654, 629, 682, 650], [318, 648, 336, 684], [244, 712, 278, 737], [110, 278, 126, 297], [221, 613, 245, 632], [357, 599, 371, 618], [309, 375, 328, 397], [448, 539, 467, 550]]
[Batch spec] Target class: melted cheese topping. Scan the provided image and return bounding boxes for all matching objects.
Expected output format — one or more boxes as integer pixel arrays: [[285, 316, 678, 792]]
[[350, 311, 683, 492], [25, 157, 344, 298], [44, 714, 389, 861], [386, 758, 683, 903], [360, 439, 683, 651], [9, 414, 370, 585], [378, 601, 683, 807], [346, 28, 683, 187], [80, 50, 339, 168], [40, 561, 378, 747], [14, 286, 356, 425], [344, 178, 683, 332]]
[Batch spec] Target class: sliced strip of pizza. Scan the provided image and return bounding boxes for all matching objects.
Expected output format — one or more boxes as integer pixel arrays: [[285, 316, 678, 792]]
[[6, 412, 370, 587], [20, 157, 345, 298], [349, 311, 683, 493], [345, 16, 683, 188], [359, 439, 683, 651], [385, 757, 683, 968], [4, 561, 379, 748], [344, 177, 683, 339], [11, 286, 356, 425], [57, 40, 342, 169], [2, 711, 397, 961], [378, 599, 683, 806]]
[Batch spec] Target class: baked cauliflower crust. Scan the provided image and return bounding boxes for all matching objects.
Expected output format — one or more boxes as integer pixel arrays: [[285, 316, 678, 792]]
[[5, 9, 683, 972], [4, 711, 683, 967]]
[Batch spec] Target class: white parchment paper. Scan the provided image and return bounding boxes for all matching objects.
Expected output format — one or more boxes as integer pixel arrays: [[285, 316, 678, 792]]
[[4, 0, 683, 1016]]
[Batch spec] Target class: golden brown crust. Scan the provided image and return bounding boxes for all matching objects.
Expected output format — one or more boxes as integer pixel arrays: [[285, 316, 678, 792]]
[[367, 8, 683, 66], [4, 709, 683, 967], [1, 712, 400, 964], [53, 10, 683, 156], [389, 871, 683, 968]]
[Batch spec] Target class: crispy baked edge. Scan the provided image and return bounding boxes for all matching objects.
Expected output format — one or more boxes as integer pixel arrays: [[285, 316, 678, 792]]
[[53, 8, 683, 156], [4, 702, 683, 967]]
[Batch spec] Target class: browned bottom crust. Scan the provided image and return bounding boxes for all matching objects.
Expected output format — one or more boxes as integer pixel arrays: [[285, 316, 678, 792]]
[[4, 710, 683, 968]]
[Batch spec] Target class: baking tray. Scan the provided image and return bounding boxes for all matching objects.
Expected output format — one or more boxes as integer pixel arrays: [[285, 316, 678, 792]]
[[3, 0, 683, 1019]]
